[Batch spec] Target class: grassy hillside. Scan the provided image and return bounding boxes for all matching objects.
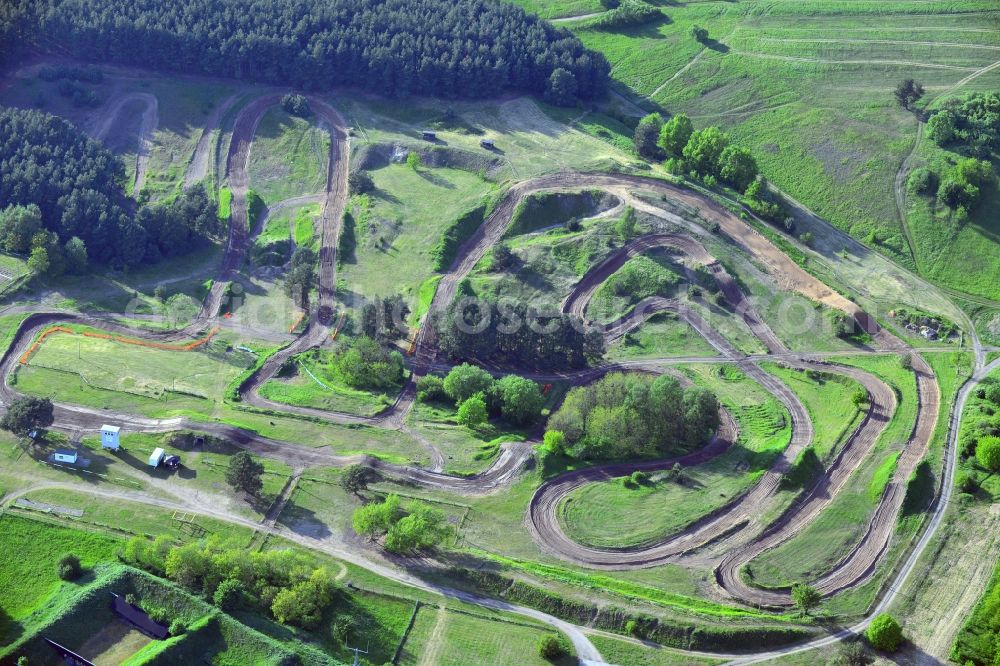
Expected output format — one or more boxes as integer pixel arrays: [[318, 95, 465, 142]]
[[509, 0, 1000, 300]]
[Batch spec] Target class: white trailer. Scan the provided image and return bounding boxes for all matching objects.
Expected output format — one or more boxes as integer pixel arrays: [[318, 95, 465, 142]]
[[148, 448, 165, 468], [101, 424, 121, 451]]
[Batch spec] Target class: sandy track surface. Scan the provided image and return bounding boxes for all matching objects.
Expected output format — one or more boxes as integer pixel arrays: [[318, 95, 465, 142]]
[[88, 92, 158, 196], [183, 91, 240, 188]]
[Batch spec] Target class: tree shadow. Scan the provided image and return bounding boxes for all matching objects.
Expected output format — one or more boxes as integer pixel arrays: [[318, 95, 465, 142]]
[[371, 185, 401, 205], [704, 38, 730, 53], [0, 606, 23, 647], [416, 168, 456, 189], [275, 500, 332, 539]]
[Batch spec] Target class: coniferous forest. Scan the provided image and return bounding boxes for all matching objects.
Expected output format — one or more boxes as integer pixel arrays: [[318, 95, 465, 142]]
[[3, 0, 609, 103], [0, 108, 220, 269]]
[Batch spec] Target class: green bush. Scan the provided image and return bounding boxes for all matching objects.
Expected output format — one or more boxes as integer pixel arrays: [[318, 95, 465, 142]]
[[57, 553, 82, 581], [213, 578, 242, 611], [908, 167, 937, 195], [866, 613, 903, 652], [976, 436, 1000, 472], [538, 633, 568, 660]]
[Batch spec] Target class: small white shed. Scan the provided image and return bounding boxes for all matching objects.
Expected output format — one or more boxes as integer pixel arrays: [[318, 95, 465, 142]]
[[53, 449, 78, 464], [101, 424, 121, 451], [148, 448, 165, 468]]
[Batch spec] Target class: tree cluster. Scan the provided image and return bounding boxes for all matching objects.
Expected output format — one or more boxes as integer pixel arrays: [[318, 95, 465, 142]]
[[893, 79, 925, 110], [0, 108, 220, 270], [547, 372, 720, 460], [926, 92, 1000, 157], [123, 535, 341, 630], [653, 113, 763, 195], [586, 0, 661, 30], [358, 294, 409, 343], [0, 204, 89, 277], [352, 494, 452, 554], [429, 363, 546, 427], [332, 335, 405, 390], [136, 185, 222, 262], [435, 298, 604, 370], [283, 247, 316, 308], [280, 93, 310, 117], [934, 157, 994, 214], [16, 0, 609, 104]]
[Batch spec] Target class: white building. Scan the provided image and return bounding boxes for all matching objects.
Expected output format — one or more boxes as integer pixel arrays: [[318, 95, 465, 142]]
[[101, 424, 121, 451], [53, 449, 78, 464]]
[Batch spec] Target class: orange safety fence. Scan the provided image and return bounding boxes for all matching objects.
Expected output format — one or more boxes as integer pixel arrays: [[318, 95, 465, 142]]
[[406, 327, 420, 356], [19, 325, 221, 365], [330, 311, 346, 341], [289, 311, 306, 334]]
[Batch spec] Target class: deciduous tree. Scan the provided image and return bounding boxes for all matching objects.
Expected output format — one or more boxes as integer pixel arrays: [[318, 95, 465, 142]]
[[658, 113, 693, 157], [0, 396, 54, 436], [791, 582, 821, 615], [225, 451, 264, 496], [633, 113, 663, 159]]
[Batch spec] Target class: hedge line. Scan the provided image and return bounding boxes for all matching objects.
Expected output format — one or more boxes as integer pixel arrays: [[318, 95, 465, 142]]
[[431, 203, 488, 272]]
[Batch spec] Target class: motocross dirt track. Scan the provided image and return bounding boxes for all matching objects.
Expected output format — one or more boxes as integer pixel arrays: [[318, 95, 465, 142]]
[[0, 91, 944, 620]]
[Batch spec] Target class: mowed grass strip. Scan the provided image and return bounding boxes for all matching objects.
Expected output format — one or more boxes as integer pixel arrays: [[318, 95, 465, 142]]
[[558, 363, 791, 550]]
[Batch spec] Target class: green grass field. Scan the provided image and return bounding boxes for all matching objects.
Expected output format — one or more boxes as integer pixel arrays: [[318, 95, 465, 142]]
[[259, 361, 393, 417], [17, 485, 259, 543], [397, 605, 575, 666], [22, 327, 253, 400], [246, 107, 330, 204], [903, 129, 1000, 301], [0, 514, 121, 626], [557, 364, 791, 550], [607, 311, 718, 360], [508, 0, 1000, 301], [586, 253, 684, 324], [761, 363, 864, 460], [338, 166, 494, 314]]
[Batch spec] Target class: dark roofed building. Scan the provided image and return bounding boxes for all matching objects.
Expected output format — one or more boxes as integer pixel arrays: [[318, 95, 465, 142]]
[[110, 593, 170, 639]]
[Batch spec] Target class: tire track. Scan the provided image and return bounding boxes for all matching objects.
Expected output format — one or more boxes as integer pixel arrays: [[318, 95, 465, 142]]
[[184, 90, 241, 188], [88, 92, 158, 197]]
